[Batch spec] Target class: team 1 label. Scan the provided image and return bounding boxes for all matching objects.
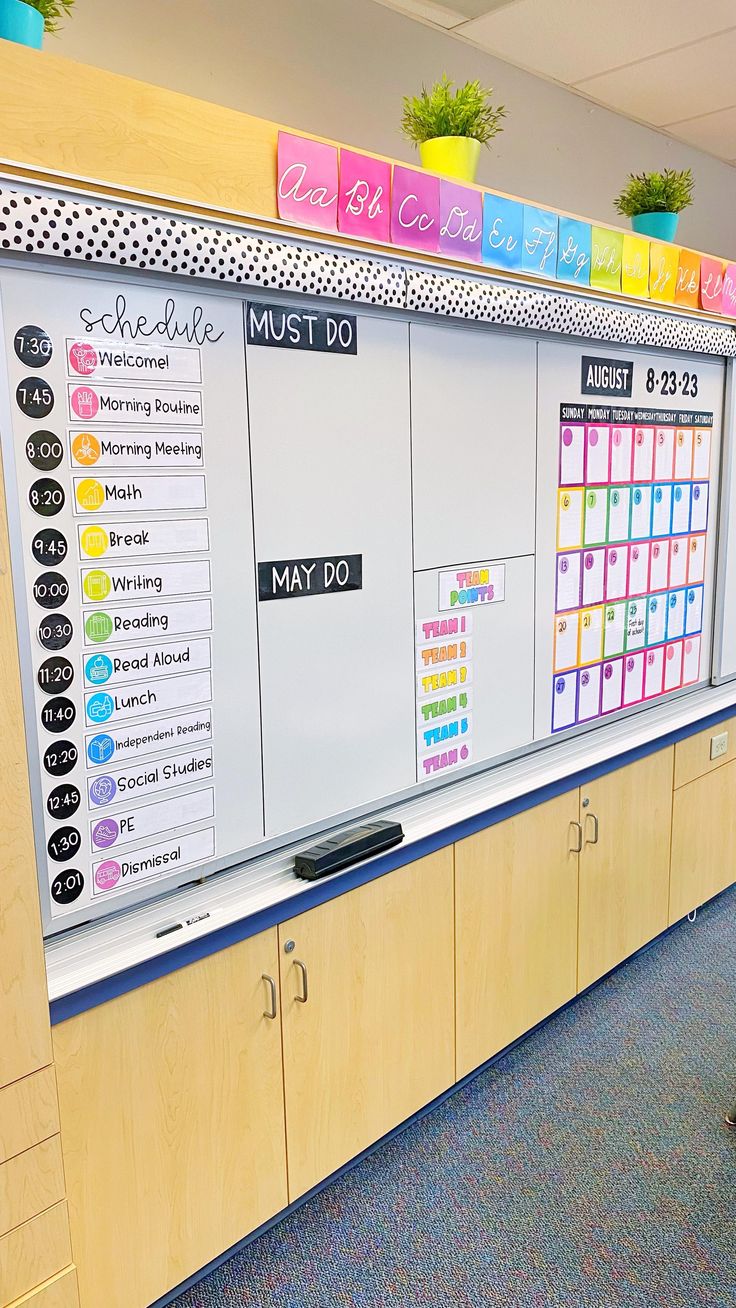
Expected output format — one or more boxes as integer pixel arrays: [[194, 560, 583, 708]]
[[258, 554, 362, 600], [246, 301, 357, 354]]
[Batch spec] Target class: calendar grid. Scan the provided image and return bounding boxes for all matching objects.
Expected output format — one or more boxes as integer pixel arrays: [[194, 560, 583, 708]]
[[552, 404, 712, 732]]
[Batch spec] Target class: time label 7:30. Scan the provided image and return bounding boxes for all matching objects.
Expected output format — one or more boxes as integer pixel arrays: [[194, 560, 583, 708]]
[[646, 367, 699, 397]]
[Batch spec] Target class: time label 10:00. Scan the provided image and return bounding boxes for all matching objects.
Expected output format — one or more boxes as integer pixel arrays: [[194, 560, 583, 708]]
[[645, 368, 699, 397]]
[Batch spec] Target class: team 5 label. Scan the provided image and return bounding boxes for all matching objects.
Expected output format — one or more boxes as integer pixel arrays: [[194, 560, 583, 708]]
[[258, 554, 362, 600]]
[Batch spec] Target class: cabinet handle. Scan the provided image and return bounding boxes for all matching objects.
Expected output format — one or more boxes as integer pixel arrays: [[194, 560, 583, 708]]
[[584, 812, 599, 845], [294, 959, 309, 1004], [262, 974, 277, 1020], [569, 821, 583, 853]]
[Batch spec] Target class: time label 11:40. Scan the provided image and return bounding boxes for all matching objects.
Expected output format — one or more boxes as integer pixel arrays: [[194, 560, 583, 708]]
[[645, 367, 699, 397]]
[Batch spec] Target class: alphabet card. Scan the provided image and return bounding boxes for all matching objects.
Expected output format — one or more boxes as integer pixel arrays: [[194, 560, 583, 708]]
[[482, 193, 523, 270], [700, 257, 725, 313], [522, 206, 558, 279], [277, 132, 338, 232], [557, 218, 591, 286], [590, 227, 623, 293], [649, 242, 679, 303], [439, 181, 482, 262], [675, 250, 700, 308], [390, 165, 439, 253], [338, 149, 391, 242], [721, 263, 736, 318], [621, 234, 650, 298]]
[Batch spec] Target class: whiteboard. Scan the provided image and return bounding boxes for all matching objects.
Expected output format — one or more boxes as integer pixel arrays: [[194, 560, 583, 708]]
[[535, 339, 725, 739]]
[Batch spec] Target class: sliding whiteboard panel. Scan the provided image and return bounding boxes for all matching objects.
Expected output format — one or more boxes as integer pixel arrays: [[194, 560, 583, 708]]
[[410, 324, 536, 571], [711, 365, 736, 682], [535, 339, 725, 740], [246, 312, 416, 835]]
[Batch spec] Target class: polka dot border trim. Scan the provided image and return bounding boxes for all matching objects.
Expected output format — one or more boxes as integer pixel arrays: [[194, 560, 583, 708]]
[[406, 270, 736, 357], [0, 186, 405, 307]]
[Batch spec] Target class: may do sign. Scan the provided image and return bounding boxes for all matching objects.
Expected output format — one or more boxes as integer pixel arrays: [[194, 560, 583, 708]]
[[258, 554, 363, 601]]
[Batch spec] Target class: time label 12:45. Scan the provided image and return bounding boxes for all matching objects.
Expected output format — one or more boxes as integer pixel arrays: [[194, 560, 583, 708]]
[[645, 367, 699, 398]]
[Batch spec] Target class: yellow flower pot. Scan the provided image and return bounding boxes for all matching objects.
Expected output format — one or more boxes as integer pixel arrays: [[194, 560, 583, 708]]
[[419, 136, 481, 184]]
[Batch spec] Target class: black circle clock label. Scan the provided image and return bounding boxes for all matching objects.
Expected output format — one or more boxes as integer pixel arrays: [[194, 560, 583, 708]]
[[32, 528, 68, 567], [43, 739, 78, 776], [14, 325, 53, 367], [37, 656, 74, 696], [47, 825, 81, 863], [26, 430, 63, 471], [51, 868, 84, 905], [40, 696, 76, 733], [29, 478, 64, 517], [38, 612, 73, 651], [46, 783, 81, 819], [17, 376, 54, 419], [33, 571, 70, 610]]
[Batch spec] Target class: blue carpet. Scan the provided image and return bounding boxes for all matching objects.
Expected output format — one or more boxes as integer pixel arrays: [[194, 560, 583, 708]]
[[173, 887, 736, 1307]]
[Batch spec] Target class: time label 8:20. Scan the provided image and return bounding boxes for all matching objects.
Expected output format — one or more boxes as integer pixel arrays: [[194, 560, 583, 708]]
[[645, 367, 699, 397]]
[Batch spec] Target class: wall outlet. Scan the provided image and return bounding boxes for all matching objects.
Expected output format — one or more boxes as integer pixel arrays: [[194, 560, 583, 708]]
[[711, 731, 729, 761]]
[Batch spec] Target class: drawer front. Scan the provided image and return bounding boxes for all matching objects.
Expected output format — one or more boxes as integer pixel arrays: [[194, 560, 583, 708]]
[[674, 715, 736, 788], [0, 1202, 72, 1306], [0, 1070, 59, 1167], [6, 1267, 78, 1308], [0, 1138, 65, 1238]]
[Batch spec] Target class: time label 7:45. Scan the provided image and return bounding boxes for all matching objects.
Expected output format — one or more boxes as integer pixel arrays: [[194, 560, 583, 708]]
[[646, 367, 698, 398]]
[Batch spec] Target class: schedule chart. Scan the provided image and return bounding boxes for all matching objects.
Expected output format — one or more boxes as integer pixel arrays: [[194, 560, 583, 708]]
[[552, 405, 712, 731]]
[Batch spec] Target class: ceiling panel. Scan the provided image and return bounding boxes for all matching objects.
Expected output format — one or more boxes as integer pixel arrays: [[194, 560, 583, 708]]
[[456, 0, 736, 84], [575, 29, 736, 126], [664, 104, 736, 159]]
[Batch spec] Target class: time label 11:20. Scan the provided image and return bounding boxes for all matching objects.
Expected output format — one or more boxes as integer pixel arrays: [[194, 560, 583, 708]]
[[645, 367, 699, 397]]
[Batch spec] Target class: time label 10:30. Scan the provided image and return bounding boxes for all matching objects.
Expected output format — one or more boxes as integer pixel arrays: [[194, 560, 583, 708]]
[[645, 367, 699, 397]]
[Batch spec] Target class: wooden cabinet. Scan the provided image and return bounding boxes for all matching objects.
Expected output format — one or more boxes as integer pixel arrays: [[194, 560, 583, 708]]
[[455, 791, 579, 1080], [670, 758, 736, 923], [53, 930, 288, 1308], [6, 1267, 78, 1308], [0, 1203, 72, 1308], [279, 849, 455, 1201], [0, 1069, 59, 1168], [577, 749, 674, 992]]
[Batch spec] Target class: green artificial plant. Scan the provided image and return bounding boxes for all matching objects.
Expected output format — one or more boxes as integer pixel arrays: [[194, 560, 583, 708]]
[[614, 168, 694, 218], [23, 0, 75, 33], [401, 74, 506, 146]]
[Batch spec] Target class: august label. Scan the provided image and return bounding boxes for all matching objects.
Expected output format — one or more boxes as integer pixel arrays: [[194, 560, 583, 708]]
[[581, 355, 634, 397]]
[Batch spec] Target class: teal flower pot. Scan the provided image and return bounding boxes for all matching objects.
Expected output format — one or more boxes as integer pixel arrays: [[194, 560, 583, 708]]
[[0, 0, 43, 47], [631, 212, 679, 243]]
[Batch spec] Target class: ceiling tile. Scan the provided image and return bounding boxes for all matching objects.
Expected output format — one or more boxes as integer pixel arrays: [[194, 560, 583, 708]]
[[457, 0, 736, 84], [575, 29, 736, 126], [665, 104, 736, 158], [370, 0, 469, 28]]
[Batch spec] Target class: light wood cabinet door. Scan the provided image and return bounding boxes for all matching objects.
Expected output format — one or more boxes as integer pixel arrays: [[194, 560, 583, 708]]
[[670, 760, 736, 923], [53, 931, 287, 1308], [455, 791, 580, 1080], [279, 849, 454, 1201], [578, 748, 674, 992]]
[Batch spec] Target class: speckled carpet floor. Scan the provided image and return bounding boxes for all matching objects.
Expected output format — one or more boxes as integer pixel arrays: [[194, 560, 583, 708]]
[[172, 886, 736, 1308]]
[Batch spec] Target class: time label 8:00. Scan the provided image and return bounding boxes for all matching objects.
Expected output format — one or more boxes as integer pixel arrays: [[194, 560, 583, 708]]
[[645, 367, 699, 397]]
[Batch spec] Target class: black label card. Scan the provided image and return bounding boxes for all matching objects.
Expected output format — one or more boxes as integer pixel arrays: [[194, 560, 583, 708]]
[[258, 554, 362, 601], [581, 355, 634, 397], [246, 301, 357, 354]]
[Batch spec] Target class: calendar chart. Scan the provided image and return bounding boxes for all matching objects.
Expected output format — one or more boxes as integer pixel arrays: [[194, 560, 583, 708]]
[[552, 404, 713, 732]]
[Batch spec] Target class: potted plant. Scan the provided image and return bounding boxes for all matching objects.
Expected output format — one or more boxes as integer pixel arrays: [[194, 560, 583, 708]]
[[614, 168, 694, 243], [0, 0, 73, 48], [401, 74, 506, 184]]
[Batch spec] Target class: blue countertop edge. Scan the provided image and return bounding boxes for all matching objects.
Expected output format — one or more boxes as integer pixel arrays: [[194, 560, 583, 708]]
[[49, 698, 736, 1025]]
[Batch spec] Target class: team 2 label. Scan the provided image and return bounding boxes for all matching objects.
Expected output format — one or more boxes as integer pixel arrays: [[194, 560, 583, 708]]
[[246, 301, 357, 354], [258, 554, 362, 600]]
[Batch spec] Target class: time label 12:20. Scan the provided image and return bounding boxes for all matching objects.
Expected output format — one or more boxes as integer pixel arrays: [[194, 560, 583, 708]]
[[645, 367, 699, 397]]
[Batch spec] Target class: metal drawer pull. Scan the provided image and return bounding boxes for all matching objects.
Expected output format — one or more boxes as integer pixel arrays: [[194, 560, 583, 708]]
[[569, 821, 583, 853], [262, 974, 277, 1020], [294, 959, 309, 1004], [585, 812, 599, 845]]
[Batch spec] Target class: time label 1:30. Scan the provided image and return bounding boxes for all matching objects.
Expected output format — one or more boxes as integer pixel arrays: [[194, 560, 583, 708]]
[[645, 367, 699, 397]]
